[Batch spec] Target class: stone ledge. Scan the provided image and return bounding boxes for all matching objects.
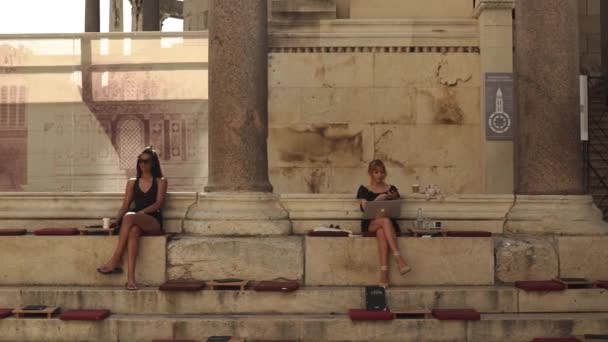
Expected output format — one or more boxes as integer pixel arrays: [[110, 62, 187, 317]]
[[518, 289, 608, 313], [305, 236, 495, 286], [167, 236, 303, 281], [0, 236, 166, 286], [2, 313, 608, 342], [0, 285, 516, 315]]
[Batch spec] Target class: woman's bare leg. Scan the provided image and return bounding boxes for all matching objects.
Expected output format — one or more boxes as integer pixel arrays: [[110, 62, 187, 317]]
[[99, 212, 137, 270], [374, 218, 410, 270], [375, 228, 389, 285], [127, 226, 142, 289]]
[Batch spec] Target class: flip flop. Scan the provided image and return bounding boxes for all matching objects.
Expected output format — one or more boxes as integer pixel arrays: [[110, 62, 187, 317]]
[[125, 283, 139, 291], [97, 266, 123, 275]]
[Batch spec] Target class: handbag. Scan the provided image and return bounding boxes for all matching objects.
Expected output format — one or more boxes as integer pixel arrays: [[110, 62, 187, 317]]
[[365, 286, 387, 311]]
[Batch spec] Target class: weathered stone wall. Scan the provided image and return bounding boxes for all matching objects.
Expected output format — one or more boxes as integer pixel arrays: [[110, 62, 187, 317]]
[[349, 0, 473, 19], [579, 0, 602, 75], [268, 52, 482, 194]]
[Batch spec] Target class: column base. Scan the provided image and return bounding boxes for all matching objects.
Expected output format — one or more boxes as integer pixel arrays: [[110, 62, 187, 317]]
[[505, 195, 608, 235], [183, 192, 291, 236]]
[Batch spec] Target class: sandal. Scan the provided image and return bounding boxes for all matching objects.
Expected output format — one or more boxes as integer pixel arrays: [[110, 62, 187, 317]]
[[97, 266, 123, 275], [379, 265, 389, 288], [125, 282, 139, 291], [393, 252, 412, 275]]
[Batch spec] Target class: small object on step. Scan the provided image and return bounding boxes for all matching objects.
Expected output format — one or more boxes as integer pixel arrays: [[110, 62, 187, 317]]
[[0, 229, 27, 236], [152, 340, 198, 342], [79, 227, 114, 236], [365, 286, 387, 311], [515, 280, 566, 292], [531, 338, 581, 342], [13, 306, 59, 319], [558, 278, 595, 289], [431, 308, 480, 321], [0, 308, 14, 319], [583, 334, 608, 340], [348, 308, 394, 321], [33, 228, 79, 236], [253, 278, 300, 292], [594, 280, 608, 289]]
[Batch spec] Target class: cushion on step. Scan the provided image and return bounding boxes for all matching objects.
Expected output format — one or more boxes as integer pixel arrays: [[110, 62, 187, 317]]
[[595, 280, 608, 289], [532, 338, 581, 342], [33, 228, 79, 236], [59, 309, 110, 321], [307, 231, 349, 237], [152, 340, 198, 342], [0, 229, 27, 236], [348, 309, 393, 321], [584, 334, 608, 340], [159, 280, 206, 292], [515, 280, 566, 292], [431, 309, 480, 321], [445, 231, 492, 237], [206, 337, 233, 342], [253, 280, 300, 292], [0, 308, 13, 319]]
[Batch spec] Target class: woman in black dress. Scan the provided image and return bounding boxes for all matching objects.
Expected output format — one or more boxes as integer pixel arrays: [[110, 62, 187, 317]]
[[97, 147, 168, 290], [357, 160, 411, 288]]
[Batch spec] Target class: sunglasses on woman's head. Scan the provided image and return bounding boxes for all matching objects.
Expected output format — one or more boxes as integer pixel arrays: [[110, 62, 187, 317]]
[[138, 158, 151, 165]]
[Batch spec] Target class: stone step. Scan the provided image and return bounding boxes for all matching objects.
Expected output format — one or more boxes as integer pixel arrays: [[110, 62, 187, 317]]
[[0, 236, 166, 286], [0, 285, 518, 315], [2, 286, 607, 316], [1, 312, 608, 342]]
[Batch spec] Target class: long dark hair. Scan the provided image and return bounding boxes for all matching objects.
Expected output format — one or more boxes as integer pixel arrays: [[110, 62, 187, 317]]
[[136, 146, 163, 179]]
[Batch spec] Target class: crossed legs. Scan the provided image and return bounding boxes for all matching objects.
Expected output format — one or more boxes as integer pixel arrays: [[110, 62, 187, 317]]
[[369, 217, 411, 286], [98, 212, 161, 289]]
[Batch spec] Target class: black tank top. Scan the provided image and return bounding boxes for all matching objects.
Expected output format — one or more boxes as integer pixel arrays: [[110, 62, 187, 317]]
[[133, 177, 163, 229]]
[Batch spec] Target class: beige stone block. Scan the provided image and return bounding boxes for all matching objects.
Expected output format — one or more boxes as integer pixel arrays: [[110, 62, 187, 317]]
[[300, 87, 373, 124], [269, 87, 302, 125], [117, 318, 174, 342], [388, 286, 517, 313], [559, 237, 608, 279], [519, 289, 608, 313], [480, 25, 513, 48], [588, 0, 600, 15], [167, 237, 303, 281], [481, 46, 513, 73], [467, 313, 608, 342], [268, 124, 373, 168], [415, 87, 480, 125], [0, 236, 166, 286], [269, 53, 374, 88], [478, 9, 513, 26], [495, 237, 559, 283], [270, 167, 332, 193], [305, 237, 494, 285], [373, 124, 483, 193], [588, 34, 602, 54], [484, 140, 514, 194], [0, 319, 116, 341], [580, 15, 601, 34], [350, 0, 472, 19], [372, 87, 415, 124], [374, 53, 480, 88]]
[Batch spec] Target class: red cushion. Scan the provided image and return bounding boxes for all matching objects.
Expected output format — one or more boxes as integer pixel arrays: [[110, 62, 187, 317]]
[[0, 308, 13, 319], [596, 280, 608, 289], [59, 309, 110, 321], [532, 338, 581, 342], [159, 281, 206, 292], [515, 280, 566, 292], [0, 229, 27, 236], [308, 231, 349, 237], [348, 309, 393, 321], [33, 228, 79, 236], [446, 231, 492, 237], [253, 280, 300, 292], [432, 309, 480, 321]]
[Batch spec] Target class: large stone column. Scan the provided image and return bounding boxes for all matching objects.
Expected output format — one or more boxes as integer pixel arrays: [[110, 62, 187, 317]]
[[85, 0, 101, 32], [184, 0, 290, 236], [142, 0, 161, 31], [514, 0, 582, 195], [507, 0, 607, 235]]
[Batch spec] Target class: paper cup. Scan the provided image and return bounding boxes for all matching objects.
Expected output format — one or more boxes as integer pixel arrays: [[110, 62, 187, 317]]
[[102, 218, 111, 229]]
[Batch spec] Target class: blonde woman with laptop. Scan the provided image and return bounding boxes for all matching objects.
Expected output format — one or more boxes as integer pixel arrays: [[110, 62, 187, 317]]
[[357, 160, 412, 288]]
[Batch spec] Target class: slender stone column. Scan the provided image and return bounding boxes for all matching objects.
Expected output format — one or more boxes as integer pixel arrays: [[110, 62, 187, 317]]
[[109, 0, 123, 32], [142, 0, 161, 31], [184, 0, 290, 236], [514, 0, 582, 195], [205, 0, 272, 193], [85, 0, 101, 32]]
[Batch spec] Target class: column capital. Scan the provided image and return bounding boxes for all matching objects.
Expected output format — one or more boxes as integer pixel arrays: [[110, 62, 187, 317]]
[[473, 0, 514, 18]]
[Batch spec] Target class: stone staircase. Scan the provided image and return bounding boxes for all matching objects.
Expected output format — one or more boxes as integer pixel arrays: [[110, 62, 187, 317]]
[[1, 194, 608, 341]]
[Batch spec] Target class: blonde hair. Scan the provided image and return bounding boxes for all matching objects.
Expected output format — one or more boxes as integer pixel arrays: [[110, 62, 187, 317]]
[[368, 159, 387, 175]]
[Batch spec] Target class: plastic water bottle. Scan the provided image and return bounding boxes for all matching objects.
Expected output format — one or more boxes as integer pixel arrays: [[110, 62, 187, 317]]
[[416, 208, 424, 229]]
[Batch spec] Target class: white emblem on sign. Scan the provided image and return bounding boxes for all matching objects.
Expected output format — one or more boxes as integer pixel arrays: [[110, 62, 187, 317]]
[[488, 88, 511, 134]]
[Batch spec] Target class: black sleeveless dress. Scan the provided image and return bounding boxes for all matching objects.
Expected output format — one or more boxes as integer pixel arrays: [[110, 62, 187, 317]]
[[356, 185, 401, 233], [132, 177, 163, 231]]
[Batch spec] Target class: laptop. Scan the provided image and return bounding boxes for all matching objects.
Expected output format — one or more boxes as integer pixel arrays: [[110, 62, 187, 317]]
[[363, 200, 401, 219]]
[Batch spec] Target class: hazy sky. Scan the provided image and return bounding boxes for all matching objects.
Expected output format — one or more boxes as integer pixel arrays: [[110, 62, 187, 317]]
[[0, 0, 183, 34]]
